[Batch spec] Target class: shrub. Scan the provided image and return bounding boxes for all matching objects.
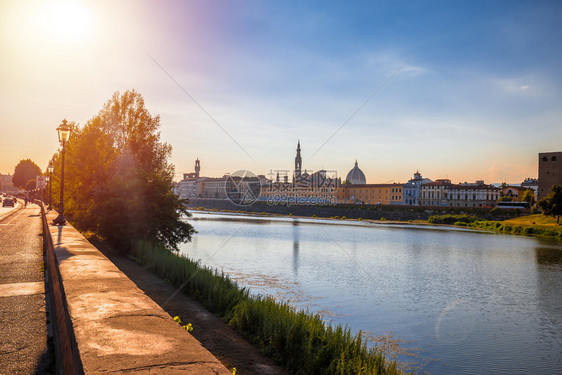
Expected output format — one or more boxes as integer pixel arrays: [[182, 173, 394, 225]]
[[428, 214, 480, 225]]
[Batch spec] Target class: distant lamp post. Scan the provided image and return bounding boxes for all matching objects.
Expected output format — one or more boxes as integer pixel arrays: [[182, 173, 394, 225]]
[[53, 119, 72, 225], [47, 161, 54, 210]]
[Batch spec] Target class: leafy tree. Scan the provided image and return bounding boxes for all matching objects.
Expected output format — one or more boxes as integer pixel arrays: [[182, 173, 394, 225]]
[[55, 90, 195, 251], [538, 185, 562, 224], [12, 159, 41, 188], [521, 189, 535, 206], [24, 179, 36, 191]]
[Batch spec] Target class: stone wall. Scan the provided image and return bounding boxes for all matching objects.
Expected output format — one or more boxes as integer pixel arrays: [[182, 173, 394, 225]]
[[186, 198, 527, 221]]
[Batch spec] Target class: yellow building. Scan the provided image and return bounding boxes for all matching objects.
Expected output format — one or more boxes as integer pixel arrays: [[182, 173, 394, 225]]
[[500, 186, 529, 202], [337, 184, 403, 205]]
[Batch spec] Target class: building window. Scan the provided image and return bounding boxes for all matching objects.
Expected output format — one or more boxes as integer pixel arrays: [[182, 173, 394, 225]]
[[553, 156, 557, 161], [543, 156, 548, 161]]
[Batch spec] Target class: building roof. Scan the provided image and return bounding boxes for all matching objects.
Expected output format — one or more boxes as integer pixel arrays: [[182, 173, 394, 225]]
[[501, 185, 528, 191], [345, 160, 366, 185], [343, 183, 402, 188], [423, 179, 452, 186]]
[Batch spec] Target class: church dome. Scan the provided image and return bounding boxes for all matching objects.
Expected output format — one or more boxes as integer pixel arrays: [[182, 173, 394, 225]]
[[346, 160, 366, 184]]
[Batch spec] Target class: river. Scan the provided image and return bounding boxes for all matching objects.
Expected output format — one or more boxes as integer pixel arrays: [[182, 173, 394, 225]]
[[180, 211, 562, 374]]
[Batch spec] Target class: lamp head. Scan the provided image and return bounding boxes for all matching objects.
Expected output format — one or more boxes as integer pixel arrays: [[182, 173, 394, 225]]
[[57, 119, 72, 143]]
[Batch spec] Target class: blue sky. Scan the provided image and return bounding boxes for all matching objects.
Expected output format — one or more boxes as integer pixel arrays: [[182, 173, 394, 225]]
[[1, 0, 561, 183]]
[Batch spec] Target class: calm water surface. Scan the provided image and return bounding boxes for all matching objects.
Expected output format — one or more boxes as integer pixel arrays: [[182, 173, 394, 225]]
[[180, 211, 562, 374]]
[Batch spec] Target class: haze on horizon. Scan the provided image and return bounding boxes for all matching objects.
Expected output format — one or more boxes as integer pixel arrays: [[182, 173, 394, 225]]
[[1, 0, 561, 184]]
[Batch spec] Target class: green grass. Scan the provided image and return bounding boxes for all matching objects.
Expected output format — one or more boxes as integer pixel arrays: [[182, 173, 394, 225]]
[[131, 241, 401, 375], [466, 219, 562, 238], [427, 214, 562, 238], [502, 214, 559, 226], [427, 214, 480, 225]]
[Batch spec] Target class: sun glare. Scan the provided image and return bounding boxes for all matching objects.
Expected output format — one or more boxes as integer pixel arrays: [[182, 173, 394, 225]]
[[13, 0, 95, 47], [46, 1, 93, 40]]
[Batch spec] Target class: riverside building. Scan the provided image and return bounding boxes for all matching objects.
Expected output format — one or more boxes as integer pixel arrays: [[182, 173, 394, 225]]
[[449, 182, 500, 208], [337, 183, 403, 205], [538, 152, 562, 200], [403, 171, 432, 205]]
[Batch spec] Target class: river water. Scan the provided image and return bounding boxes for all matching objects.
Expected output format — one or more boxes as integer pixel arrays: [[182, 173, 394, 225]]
[[180, 211, 562, 374]]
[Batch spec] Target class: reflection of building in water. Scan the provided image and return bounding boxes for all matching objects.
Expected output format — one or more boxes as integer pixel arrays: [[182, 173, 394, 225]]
[[533, 245, 562, 348], [260, 141, 340, 204], [292, 220, 300, 275]]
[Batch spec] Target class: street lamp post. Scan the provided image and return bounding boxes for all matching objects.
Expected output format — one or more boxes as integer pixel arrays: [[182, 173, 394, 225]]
[[47, 161, 54, 210], [53, 119, 72, 225]]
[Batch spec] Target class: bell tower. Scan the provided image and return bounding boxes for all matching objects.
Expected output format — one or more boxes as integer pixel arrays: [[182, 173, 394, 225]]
[[295, 141, 302, 176], [195, 158, 200, 178]]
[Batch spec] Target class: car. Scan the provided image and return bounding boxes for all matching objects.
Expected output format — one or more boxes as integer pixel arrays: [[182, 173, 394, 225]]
[[2, 198, 14, 207]]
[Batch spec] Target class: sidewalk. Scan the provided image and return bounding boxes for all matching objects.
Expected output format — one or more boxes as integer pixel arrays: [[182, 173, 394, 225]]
[[0, 204, 51, 374], [44, 210, 231, 374]]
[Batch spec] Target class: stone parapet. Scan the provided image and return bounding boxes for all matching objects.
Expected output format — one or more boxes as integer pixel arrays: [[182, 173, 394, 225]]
[[44, 209, 231, 374]]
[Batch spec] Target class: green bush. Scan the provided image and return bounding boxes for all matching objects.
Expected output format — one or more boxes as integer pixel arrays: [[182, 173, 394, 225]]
[[466, 220, 562, 238], [428, 214, 480, 225]]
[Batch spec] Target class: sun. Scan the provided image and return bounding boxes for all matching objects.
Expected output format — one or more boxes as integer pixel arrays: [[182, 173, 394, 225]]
[[9, 0, 96, 46], [44, 1, 93, 41]]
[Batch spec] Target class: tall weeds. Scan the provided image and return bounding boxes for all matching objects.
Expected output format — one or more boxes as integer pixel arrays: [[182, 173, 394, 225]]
[[132, 241, 401, 375]]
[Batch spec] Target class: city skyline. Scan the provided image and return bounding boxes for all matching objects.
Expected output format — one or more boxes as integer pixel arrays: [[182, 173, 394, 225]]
[[1, 0, 561, 183]]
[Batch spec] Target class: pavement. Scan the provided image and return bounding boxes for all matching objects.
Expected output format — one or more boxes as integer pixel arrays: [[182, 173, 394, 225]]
[[0, 203, 52, 375], [0, 200, 19, 221], [44, 209, 232, 374]]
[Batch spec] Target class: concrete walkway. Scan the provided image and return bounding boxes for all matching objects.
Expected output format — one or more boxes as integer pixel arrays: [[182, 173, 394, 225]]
[[0, 204, 51, 375], [44, 210, 231, 374]]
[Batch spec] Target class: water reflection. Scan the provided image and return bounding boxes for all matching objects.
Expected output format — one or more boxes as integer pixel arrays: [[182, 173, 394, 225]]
[[535, 246, 562, 265], [293, 220, 300, 276]]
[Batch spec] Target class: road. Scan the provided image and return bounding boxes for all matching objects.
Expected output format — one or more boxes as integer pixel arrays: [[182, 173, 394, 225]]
[[0, 204, 52, 374]]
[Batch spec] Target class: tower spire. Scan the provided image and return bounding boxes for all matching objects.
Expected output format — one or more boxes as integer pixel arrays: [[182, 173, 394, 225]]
[[295, 140, 302, 177]]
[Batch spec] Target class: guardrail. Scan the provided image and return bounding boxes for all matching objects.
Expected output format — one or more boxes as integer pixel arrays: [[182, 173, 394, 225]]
[[38, 202, 83, 375]]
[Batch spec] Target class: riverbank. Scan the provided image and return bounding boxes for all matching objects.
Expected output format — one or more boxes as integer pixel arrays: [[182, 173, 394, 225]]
[[192, 208, 562, 240], [468, 214, 562, 238], [188, 207, 481, 233], [130, 240, 402, 375], [186, 198, 526, 222], [426, 213, 562, 238], [89, 237, 288, 375]]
